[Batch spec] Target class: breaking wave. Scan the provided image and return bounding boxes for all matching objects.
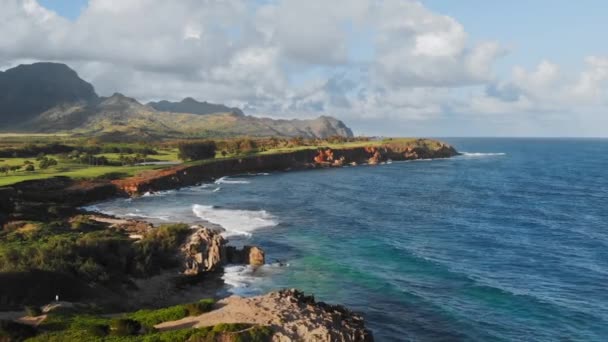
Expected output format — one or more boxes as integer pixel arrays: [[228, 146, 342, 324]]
[[192, 204, 278, 237]]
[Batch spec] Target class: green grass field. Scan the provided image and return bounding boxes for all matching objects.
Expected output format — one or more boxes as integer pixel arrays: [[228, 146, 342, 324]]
[[0, 136, 435, 187]]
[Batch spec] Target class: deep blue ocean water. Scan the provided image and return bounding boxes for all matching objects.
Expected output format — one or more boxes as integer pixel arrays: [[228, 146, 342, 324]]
[[92, 138, 608, 341]]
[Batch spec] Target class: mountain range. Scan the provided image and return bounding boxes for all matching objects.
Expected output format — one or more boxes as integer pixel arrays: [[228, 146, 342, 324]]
[[0, 63, 353, 140]]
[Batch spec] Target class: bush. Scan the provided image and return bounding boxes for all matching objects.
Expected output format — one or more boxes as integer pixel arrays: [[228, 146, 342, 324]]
[[184, 299, 215, 316], [24, 164, 35, 172], [178, 141, 216, 161], [25, 305, 42, 317], [0, 319, 37, 341], [127, 299, 215, 330], [85, 323, 109, 337], [38, 157, 58, 169], [110, 318, 141, 336]]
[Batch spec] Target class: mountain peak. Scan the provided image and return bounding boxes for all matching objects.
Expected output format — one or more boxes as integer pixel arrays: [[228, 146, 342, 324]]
[[0, 62, 98, 125], [98, 93, 146, 112]]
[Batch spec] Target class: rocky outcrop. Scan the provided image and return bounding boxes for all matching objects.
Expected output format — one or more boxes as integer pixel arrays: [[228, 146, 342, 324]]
[[155, 289, 374, 341], [226, 245, 266, 266], [182, 226, 265, 276]]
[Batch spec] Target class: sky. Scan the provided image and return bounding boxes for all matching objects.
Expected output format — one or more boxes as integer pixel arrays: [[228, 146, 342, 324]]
[[2, 0, 608, 137]]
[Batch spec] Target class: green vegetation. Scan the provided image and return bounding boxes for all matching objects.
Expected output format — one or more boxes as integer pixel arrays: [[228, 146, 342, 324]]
[[177, 141, 217, 161], [0, 134, 180, 186], [127, 299, 215, 329], [0, 220, 191, 306], [23, 301, 272, 342], [0, 133, 438, 187], [0, 319, 38, 341]]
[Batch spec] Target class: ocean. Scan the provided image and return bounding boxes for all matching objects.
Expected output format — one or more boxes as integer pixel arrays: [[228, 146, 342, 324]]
[[90, 138, 608, 341]]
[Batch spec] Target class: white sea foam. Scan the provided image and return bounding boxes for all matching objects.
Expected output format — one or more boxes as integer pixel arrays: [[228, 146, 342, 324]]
[[212, 187, 221, 192], [214, 176, 250, 184], [222, 263, 286, 296], [222, 265, 259, 296], [124, 213, 170, 221], [460, 152, 506, 157], [141, 189, 177, 197], [192, 204, 278, 237]]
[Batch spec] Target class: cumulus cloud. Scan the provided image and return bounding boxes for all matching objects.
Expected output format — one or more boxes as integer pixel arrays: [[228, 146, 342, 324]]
[[475, 57, 608, 115], [0, 0, 607, 135]]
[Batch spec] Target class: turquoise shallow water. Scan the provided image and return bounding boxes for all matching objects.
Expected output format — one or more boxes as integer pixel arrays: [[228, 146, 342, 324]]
[[92, 138, 608, 341]]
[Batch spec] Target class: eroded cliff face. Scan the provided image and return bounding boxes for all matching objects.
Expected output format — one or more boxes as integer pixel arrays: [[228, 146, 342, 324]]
[[114, 140, 458, 195]]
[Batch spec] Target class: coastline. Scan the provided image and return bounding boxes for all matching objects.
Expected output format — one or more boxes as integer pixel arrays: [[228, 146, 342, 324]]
[[0, 139, 458, 340]]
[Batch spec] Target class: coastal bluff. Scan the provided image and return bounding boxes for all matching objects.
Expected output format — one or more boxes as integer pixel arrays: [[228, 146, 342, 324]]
[[114, 139, 458, 195], [0, 139, 457, 225]]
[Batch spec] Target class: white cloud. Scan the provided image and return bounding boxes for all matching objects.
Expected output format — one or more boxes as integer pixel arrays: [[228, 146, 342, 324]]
[[0, 0, 607, 136]]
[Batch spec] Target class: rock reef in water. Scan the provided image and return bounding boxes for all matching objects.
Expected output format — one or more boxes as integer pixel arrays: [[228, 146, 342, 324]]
[[182, 226, 266, 276]]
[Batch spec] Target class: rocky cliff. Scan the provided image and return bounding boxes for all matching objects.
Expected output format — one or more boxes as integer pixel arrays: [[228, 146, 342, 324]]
[[0, 140, 457, 225], [114, 139, 458, 195]]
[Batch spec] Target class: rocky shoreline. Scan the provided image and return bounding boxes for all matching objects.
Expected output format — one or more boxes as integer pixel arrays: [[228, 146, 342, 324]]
[[0, 140, 458, 340], [1, 140, 458, 225]]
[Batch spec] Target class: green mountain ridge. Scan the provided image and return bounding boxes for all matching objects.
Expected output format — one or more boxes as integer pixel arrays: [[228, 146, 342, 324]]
[[0, 63, 354, 140]]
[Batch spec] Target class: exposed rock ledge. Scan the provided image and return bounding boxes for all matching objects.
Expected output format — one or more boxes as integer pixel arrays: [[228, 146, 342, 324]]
[[156, 289, 374, 342]]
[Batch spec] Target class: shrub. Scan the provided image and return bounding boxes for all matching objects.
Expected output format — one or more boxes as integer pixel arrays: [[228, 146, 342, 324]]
[[38, 157, 58, 169], [0, 319, 37, 341], [128, 306, 187, 329], [178, 141, 217, 161], [184, 299, 215, 316], [85, 323, 109, 337], [110, 318, 141, 336], [24, 164, 35, 172], [25, 305, 42, 317]]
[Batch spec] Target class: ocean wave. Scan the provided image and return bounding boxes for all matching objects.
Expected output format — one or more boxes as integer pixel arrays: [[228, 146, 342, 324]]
[[124, 213, 170, 221], [460, 152, 506, 157], [192, 204, 278, 237], [222, 263, 286, 296], [141, 189, 177, 197], [222, 265, 260, 296], [215, 176, 251, 184], [213, 187, 221, 192]]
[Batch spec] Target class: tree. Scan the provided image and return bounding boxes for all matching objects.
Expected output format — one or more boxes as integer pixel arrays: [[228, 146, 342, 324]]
[[0, 165, 9, 175], [24, 164, 35, 172], [9, 165, 21, 172], [178, 141, 217, 161], [238, 139, 257, 154], [38, 157, 58, 169]]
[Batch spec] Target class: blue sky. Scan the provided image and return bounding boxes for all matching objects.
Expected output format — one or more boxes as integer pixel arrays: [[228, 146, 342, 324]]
[[424, 1, 608, 71], [38, 0, 87, 20], [5, 0, 608, 137]]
